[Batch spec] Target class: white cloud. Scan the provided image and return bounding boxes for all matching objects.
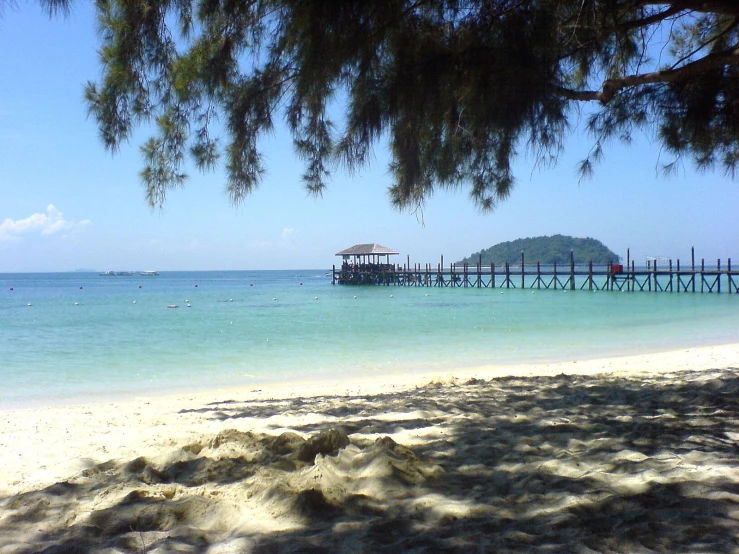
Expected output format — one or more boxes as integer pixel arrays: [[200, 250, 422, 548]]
[[0, 205, 92, 243], [281, 227, 294, 239]]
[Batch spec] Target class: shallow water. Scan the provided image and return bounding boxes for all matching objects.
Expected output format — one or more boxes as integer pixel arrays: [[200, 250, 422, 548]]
[[1, 270, 737, 407]]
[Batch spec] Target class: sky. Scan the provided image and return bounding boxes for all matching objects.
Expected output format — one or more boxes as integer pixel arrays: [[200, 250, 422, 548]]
[[1, 4, 737, 272]]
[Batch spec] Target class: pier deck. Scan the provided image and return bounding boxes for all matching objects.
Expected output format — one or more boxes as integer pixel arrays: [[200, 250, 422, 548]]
[[332, 251, 737, 294]]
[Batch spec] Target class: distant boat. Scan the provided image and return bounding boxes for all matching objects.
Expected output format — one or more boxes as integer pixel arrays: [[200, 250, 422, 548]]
[[140, 271, 159, 276], [99, 270, 136, 276]]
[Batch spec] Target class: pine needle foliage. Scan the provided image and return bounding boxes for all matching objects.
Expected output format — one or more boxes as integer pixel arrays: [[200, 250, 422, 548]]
[[42, 0, 739, 209]]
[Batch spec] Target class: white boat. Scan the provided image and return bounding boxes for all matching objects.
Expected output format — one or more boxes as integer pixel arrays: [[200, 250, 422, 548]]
[[140, 271, 159, 276], [100, 270, 136, 276]]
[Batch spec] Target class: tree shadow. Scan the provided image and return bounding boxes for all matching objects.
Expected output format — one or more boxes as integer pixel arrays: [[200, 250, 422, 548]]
[[2, 368, 739, 553]]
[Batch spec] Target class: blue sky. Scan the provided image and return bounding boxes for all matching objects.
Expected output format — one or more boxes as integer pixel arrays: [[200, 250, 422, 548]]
[[1, 4, 737, 272]]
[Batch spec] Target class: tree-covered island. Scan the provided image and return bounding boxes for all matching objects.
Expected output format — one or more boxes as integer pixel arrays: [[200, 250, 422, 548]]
[[457, 235, 620, 265]]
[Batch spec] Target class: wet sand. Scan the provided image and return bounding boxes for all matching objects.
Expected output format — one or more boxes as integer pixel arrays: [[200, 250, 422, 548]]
[[1, 344, 739, 553]]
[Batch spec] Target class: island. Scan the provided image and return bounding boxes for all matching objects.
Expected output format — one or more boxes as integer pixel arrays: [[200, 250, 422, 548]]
[[457, 235, 620, 265]]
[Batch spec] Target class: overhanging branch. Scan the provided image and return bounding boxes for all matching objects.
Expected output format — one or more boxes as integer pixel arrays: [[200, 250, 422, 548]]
[[555, 46, 739, 104], [618, 4, 685, 32], [672, 0, 739, 17], [634, 1, 739, 18]]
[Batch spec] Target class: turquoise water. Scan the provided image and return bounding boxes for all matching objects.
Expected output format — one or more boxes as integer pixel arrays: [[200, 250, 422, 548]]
[[1, 270, 737, 408]]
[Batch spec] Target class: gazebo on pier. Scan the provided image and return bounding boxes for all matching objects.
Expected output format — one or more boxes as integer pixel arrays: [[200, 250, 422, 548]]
[[334, 243, 400, 285]]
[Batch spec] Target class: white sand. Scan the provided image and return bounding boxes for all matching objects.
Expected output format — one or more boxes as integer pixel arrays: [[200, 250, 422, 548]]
[[1, 343, 738, 553]]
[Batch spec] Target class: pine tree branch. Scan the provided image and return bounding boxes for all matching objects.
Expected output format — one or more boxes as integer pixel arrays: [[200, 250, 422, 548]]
[[631, 1, 739, 18], [617, 4, 685, 32], [555, 46, 739, 104], [669, 0, 739, 17], [669, 18, 739, 70]]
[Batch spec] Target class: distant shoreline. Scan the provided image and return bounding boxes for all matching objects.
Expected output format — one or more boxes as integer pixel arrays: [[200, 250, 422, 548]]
[[1, 268, 330, 275]]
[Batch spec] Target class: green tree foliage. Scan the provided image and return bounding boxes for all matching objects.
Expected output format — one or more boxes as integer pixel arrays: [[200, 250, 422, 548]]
[[457, 235, 620, 265], [36, 1, 739, 209]]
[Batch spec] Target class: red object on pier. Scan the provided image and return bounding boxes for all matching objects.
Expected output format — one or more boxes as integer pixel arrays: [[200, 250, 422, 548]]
[[612, 264, 624, 274]]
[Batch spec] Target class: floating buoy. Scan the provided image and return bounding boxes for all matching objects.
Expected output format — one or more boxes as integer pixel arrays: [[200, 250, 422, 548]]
[[9, 287, 13, 291], [74, 302, 79, 305], [250, 283, 254, 287], [300, 282, 303, 286], [194, 284, 198, 287], [27, 303, 31, 306], [133, 301, 136, 304], [138, 285, 142, 288], [229, 299, 233, 302], [389, 295, 393, 298], [272, 297, 277, 301], [79, 286, 83, 289], [353, 295, 357, 299]]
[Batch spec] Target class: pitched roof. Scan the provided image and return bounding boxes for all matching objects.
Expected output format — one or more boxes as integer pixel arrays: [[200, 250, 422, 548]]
[[336, 243, 399, 256]]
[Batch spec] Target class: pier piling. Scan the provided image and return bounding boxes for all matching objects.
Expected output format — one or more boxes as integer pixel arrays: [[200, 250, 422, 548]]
[[331, 248, 736, 294]]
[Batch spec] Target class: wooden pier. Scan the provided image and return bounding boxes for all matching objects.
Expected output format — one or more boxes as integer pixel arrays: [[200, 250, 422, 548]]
[[332, 248, 738, 294]]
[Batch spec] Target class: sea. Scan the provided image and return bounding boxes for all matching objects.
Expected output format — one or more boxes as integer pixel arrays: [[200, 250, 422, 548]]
[[1, 270, 738, 409]]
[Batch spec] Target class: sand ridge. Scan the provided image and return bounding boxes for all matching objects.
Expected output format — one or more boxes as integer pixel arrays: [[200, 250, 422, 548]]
[[1, 344, 739, 552]]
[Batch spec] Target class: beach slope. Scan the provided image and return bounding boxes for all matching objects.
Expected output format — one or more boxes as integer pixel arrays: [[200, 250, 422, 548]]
[[1, 345, 739, 553]]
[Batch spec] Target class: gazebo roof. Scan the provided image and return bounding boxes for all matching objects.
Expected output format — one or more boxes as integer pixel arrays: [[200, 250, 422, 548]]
[[336, 243, 399, 256]]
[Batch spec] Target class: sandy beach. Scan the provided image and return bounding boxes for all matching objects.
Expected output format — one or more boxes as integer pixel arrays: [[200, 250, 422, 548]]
[[2, 343, 739, 553]]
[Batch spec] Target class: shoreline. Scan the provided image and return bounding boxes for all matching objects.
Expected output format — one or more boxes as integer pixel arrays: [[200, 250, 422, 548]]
[[2, 343, 739, 552], [2, 343, 738, 495], [2, 337, 738, 412]]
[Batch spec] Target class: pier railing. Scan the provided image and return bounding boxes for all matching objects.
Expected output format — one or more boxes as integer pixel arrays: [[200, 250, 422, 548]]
[[332, 249, 738, 294]]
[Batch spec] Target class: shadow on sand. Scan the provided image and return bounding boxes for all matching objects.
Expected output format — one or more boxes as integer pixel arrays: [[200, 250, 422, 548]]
[[2, 368, 739, 553]]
